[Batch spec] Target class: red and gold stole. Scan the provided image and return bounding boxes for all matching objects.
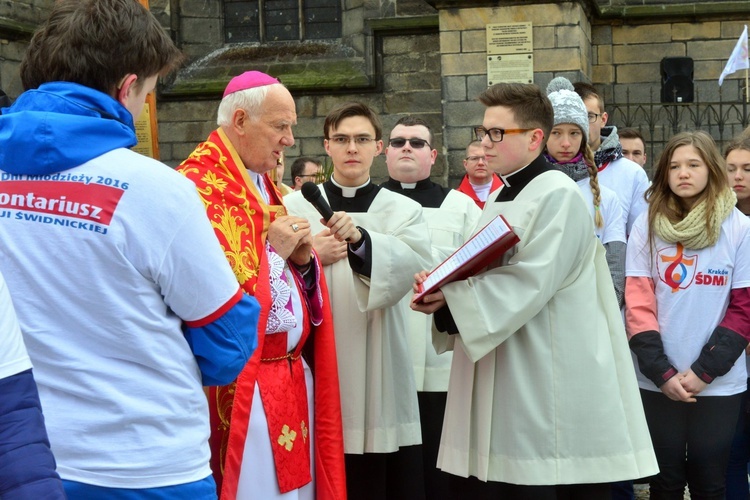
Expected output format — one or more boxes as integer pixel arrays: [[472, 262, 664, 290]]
[[178, 129, 346, 500], [178, 128, 285, 495]]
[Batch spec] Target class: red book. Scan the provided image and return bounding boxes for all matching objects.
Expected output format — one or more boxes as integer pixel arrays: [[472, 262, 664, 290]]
[[414, 215, 519, 303]]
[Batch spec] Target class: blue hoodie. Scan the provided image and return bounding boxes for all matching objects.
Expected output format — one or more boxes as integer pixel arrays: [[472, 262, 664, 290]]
[[0, 81, 136, 175]]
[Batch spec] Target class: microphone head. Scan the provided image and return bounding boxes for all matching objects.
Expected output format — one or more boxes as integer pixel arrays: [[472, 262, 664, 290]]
[[301, 181, 321, 202]]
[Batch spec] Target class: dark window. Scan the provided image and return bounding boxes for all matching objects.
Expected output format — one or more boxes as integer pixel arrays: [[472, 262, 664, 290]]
[[224, 0, 341, 43]]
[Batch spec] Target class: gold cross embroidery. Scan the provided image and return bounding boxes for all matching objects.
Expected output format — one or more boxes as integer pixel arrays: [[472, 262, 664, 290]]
[[277, 424, 297, 451], [301, 420, 308, 443]]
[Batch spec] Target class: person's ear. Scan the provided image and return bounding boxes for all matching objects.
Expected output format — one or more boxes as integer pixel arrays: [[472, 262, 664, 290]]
[[430, 148, 438, 164], [232, 108, 248, 135], [116, 74, 139, 107], [601, 111, 608, 126], [374, 140, 384, 156], [529, 129, 546, 152]]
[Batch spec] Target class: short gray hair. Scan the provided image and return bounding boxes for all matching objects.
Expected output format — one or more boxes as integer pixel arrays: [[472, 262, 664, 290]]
[[216, 83, 282, 126]]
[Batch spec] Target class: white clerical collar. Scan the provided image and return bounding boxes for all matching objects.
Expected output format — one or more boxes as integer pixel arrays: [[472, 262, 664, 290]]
[[331, 175, 371, 198], [249, 170, 270, 204], [399, 182, 417, 189], [499, 162, 532, 188]]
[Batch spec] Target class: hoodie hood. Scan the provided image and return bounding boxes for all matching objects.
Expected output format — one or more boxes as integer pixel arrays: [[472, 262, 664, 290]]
[[0, 81, 137, 175]]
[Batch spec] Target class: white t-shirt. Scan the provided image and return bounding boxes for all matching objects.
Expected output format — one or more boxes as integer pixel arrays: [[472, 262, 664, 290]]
[[575, 179, 626, 245], [597, 156, 650, 235], [0, 148, 242, 488], [626, 209, 750, 395], [0, 271, 31, 380]]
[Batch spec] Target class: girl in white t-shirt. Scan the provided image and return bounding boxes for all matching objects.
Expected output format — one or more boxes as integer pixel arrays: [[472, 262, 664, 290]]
[[545, 77, 627, 306], [626, 130, 750, 499]]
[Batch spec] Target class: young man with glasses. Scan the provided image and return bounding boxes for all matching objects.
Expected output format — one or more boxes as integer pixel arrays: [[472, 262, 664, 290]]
[[380, 116, 481, 499], [412, 82, 657, 499], [285, 102, 433, 500], [574, 82, 650, 234], [290, 156, 323, 190], [457, 140, 503, 208]]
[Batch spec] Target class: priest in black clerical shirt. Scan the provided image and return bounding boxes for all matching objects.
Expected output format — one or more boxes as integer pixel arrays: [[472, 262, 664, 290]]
[[381, 116, 481, 500]]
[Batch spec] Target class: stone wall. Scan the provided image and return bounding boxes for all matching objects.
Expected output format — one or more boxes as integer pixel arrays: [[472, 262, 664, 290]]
[[159, 27, 443, 187], [0, 0, 51, 96], [438, 2, 591, 184], [3, 0, 750, 184]]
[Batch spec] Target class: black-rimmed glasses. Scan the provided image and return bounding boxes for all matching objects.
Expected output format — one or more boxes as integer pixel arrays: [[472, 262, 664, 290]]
[[587, 112, 601, 123], [474, 126, 533, 143], [388, 138, 431, 149]]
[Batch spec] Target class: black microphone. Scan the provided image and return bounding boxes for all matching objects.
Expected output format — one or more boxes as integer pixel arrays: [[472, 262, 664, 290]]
[[301, 182, 334, 222]]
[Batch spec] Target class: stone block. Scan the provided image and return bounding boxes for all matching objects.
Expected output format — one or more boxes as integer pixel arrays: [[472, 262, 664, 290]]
[[443, 101, 485, 128], [461, 30, 486, 53], [721, 21, 749, 39], [384, 71, 441, 93], [688, 39, 738, 61], [342, 9, 364, 37], [612, 43, 685, 64], [613, 24, 672, 45], [467, 74, 488, 101], [535, 47, 581, 72], [180, 0, 222, 18], [592, 64, 614, 85], [534, 25, 555, 50], [181, 17, 223, 45], [672, 22, 720, 41], [592, 25, 612, 46], [170, 142, 207, 165], [444, 124, 474, 150], [300, 139, 327, 158], [382, 33, 438, 56], [616, 62, 660, 84], [0, 39, 27, 62], [0, 61, 22, 99], [556, 25, 589, 49], [158, 120, 215, 144], [611, 83, 660, 107], [294, 96, 316, 118], [444, 76, 467, 102], [383, 90, 441, 114], [158, 100, 219, 122], [597, 45, 613, 65], [383, 52, 429, 74], [293, 116, 324, 138], [694, 60, 723, 82], [440, 30, 461, 54], [441, 52, 486, 76]]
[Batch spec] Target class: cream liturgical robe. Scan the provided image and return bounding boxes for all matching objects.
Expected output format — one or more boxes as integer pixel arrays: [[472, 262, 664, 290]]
[[436, 156, 658, 485], [384, 185, 482, 391], [285, 183, 432, 454]]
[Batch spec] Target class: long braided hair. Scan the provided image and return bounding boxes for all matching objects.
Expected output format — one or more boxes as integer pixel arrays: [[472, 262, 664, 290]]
[[582, 143, 604, 228]]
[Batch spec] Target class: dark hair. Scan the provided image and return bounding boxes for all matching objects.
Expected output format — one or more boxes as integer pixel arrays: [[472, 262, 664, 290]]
[[323, 101, 382, 140], [477, 83, 554, 143], [572, 82, 604, 113], [21, 0, 184, 94], [724, 127, 750, 158], [392, 115, 433, 145], [291, 156, 322, 178], [618, 127, 645, 142]]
